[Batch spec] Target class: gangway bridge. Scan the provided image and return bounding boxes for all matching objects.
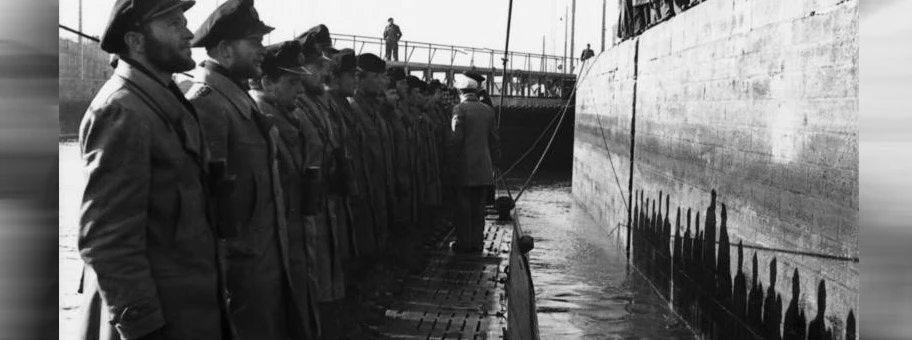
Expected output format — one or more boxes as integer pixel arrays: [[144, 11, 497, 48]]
[[328, 33, 577, 107]]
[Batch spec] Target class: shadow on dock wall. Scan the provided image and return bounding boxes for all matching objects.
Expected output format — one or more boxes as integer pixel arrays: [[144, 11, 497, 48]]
[[629, 189, 856, 340]]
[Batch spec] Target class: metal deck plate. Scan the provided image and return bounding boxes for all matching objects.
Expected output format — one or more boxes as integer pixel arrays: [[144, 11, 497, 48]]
[[374, 217, 513, 339]]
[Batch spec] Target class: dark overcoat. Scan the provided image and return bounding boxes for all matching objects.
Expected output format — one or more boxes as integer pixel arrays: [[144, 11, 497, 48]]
[[77, 60, 229, 340], [185, 61, 299, 339]]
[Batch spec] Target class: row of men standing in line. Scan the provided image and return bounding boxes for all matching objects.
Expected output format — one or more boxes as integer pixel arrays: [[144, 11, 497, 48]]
[[75, 0, 500, 340]]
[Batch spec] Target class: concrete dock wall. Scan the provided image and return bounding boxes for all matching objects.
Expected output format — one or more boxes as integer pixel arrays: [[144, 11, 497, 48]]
[[572, 0, 858, 338]]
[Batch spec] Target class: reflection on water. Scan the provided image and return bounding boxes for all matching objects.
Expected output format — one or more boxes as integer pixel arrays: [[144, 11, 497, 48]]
[[516, 185, 696, 339]]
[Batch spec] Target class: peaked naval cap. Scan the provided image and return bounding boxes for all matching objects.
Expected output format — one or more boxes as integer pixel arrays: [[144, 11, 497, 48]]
[[262, 40, 311, 75], [356, 53, 386, 73], [100, 0, 196, 53], [190, 0, 274, 48]]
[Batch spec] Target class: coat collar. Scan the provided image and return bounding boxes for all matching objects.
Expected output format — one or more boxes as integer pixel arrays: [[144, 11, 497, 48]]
[[114, 60, 205, 165], [191, 60, 257, 119], [460, 93, 479, 103]]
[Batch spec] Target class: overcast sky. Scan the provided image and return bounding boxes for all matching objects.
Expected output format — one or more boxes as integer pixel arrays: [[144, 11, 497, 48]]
[[59, 0, 619, 62]]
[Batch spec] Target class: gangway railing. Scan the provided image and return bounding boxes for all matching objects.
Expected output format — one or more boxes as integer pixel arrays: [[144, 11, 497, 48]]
[[329, 33, 572, 76], [326, 33, 576, 100]]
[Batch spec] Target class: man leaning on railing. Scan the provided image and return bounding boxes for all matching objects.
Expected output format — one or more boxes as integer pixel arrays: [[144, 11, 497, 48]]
[[383, 17, 402, 61]]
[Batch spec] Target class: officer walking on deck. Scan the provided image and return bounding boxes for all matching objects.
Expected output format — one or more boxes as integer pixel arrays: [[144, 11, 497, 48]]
[[448, 75, 501, 253], [184, 0, 302, 338], [76, 1, 231, 339], [248, 40, 321, 339], [383, 18, 402, 61]]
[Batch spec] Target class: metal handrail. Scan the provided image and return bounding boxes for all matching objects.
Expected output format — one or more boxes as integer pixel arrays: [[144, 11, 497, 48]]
[[326, 33, 573, 75]]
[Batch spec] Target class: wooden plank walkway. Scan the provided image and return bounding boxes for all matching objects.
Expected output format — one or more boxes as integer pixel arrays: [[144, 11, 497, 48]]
[[370, 215, 513, 339]]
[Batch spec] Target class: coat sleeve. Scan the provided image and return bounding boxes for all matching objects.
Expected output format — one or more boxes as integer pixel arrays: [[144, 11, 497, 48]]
[[78, 97, 164, 339], [448, 105, 465, 176], [488, 107, 502, 168]]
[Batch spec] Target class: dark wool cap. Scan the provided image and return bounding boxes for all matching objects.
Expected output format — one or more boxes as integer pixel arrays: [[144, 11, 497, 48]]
[[190, 0, 274, 48], [428, 79, 443, 92], [332, 52, 360, 74], [406, 75, 427, 92], [262, 40, 310, 76], [357, 53, 386, 73], [100, 0, 196, 53], [463, 71, 485, 83], [386, 66, 406, 82]]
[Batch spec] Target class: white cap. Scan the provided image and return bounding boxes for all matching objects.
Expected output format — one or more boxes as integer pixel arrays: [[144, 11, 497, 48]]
[[453, 74, 479, 90]]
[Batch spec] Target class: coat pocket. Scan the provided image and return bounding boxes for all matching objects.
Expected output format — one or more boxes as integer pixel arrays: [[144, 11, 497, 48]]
[[174, 182, 209, 244]]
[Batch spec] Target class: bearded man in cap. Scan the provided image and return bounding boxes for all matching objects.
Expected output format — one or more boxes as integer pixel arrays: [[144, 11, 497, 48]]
[[247, 40, 321, 340], [351, 53, 393, 251], [448, 75, 501, 253], [294, 34, 351, 340], [183, 1, 299, 339], [77, 1, 231, 339]]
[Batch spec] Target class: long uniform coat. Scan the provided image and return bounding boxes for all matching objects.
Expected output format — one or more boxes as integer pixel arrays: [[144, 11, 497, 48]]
[[77, 60, 230, 340], [381, 101, 412, 231], [248, 90, 321, 338], [295, 93, 347, 302], [412, 103, 442, 206], [449, 94, 502, 249], [329, 91, 378, 258], [396, 102, 420, 226], [185, 61, 299, 340], [350, 94, 393, 248], [432, 101, 454, 201], [449, 94, 501, 187]]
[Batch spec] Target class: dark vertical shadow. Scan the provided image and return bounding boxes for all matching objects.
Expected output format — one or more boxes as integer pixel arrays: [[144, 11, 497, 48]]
[[748, 253, 764, 331], [704, 190, 717, 290], [674, 207, 682, 266], [783, 269, 807, 340], [684, 208, 692, 274], [662, 194, 671, 299], [716, 203, 733, 338], [763, 257, 783, 340], [732, 241, 748, 338], [845, 310, 855, 340], [717, 203, 732, 305], [807, 280, 833, 340]]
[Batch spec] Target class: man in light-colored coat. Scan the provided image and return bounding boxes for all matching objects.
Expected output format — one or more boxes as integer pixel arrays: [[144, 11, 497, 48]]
[[77, 1, 231, 339], [448, 76, 501, 253]]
